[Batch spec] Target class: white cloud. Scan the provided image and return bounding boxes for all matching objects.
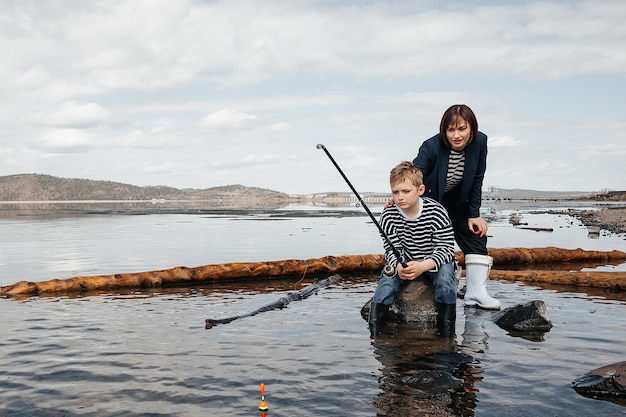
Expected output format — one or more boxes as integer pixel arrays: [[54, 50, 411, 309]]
[[112, 129, 182, 149], [588, 142, 626, 155], [198, 108, 258, 130], [32, 100, 109, 128], [0, 1, 625, 193], [209, 152, 284, 170], [489, 135, 524, 148], [243, 153, 283, 164], [4, 0, 625, 96], [38, 129, 98, 153], [267, 122, 293, 132], [9, 65, 53, 90]]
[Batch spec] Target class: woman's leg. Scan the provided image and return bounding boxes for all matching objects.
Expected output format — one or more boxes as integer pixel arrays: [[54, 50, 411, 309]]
[[446, 205, 488, 255]]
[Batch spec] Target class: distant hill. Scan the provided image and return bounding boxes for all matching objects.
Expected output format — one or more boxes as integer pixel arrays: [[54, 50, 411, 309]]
[[0, 174, 289, 201], [0, 173, 607, 203]]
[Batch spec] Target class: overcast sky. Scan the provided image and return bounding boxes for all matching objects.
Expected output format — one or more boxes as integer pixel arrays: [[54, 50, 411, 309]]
[[1, 0, 624, 195]]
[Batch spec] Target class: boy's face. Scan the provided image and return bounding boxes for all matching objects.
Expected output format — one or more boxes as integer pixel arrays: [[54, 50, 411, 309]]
[[391, 179, 425, 214]]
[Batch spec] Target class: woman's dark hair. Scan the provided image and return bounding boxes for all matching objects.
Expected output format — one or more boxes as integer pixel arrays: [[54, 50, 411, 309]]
[[439, 104, 478, 147]]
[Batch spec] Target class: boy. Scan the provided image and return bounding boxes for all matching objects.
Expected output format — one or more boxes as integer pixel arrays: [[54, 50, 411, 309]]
[[369, 161, 457, 337]]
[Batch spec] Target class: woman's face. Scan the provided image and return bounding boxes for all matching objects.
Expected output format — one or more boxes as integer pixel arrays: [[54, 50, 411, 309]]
[[445, 118, 472, 151]]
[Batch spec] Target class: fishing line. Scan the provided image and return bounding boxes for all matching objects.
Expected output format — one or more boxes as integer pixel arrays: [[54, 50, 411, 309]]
[[293, 265, 308, 290]]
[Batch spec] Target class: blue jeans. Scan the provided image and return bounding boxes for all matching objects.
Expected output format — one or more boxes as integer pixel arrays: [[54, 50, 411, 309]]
[[371, 260, 457, 305]]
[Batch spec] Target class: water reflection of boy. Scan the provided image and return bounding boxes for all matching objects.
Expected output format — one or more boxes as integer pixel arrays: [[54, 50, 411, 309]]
[[370, 329, 479, 416], [368, 162, 457, 338]]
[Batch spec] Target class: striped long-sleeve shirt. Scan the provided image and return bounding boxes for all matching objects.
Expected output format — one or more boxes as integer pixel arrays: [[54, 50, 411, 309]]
[[444, 149, 465, 193], [379, 196, 455, 270]]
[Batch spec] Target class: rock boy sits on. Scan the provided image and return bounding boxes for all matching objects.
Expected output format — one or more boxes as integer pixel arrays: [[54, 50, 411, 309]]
[[369, 162, 457, 338]]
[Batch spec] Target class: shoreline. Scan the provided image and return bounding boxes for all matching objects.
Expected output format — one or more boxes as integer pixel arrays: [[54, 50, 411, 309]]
[[566, 207, 626, 235], [1, 199, 625, 234]]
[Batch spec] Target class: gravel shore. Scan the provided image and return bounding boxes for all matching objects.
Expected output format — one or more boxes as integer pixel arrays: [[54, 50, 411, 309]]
[[567, 206, 626, 234]]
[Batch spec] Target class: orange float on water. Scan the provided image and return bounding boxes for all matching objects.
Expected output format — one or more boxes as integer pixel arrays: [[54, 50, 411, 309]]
[[259, 382, 268, 414]]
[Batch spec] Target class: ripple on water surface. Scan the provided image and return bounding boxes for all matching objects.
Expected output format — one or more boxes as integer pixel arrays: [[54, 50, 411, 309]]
[[1, 278, 625, 416]]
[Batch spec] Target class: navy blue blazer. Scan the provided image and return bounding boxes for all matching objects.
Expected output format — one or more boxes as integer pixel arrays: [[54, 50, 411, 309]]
[[412, 132, 487, 219]]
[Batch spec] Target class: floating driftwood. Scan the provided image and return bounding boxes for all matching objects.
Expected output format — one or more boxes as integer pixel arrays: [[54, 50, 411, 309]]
[[0, 254, 383, 297], [489, 270, 626, 290], [205, 274, 343, 329], [481, 247, 626, 266], [515, 227, 554, 232], [1, 247, 625, 297]]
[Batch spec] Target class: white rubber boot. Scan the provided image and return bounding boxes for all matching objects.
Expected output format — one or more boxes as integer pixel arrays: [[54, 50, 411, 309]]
[[464, 254, 501, 310]]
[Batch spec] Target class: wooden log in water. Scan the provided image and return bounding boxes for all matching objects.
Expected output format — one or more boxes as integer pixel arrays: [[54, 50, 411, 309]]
[[515, 227, 554, 232], [1, 247, 625, 297], [488, 270, 626, 290], [0, 254, 384, 296], [481, 247, 626, 266]]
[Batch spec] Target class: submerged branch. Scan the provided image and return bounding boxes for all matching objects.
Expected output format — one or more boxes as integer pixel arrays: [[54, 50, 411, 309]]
[[205, 274, 343, 329]]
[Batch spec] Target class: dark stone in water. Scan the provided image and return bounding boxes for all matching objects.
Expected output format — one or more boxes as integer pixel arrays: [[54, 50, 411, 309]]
[[493, 300, 553, 332], [572, 361, 626, 406], [360, 279, 437, 328]]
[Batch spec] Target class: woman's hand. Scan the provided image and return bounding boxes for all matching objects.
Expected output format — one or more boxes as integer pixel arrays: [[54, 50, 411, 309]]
[[468, 216, 488, 237], [383, 198, 395, 209]]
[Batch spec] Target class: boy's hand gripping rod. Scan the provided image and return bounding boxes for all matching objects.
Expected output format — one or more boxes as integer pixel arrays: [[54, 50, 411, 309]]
[[316, 144, 408, 270]]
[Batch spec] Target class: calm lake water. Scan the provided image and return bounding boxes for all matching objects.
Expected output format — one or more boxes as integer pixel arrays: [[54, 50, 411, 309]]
[[1, 201, 625, 416]]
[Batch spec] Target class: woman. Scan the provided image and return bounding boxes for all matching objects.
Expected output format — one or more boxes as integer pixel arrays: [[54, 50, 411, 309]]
[[412, 104, 500, 309]]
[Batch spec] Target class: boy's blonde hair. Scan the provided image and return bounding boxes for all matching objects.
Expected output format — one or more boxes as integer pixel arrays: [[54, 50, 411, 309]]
[[390, 161, 424, 188]]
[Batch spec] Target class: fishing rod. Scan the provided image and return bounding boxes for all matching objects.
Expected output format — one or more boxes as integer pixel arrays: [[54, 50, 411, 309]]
[[316, 144, 407, 270]]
